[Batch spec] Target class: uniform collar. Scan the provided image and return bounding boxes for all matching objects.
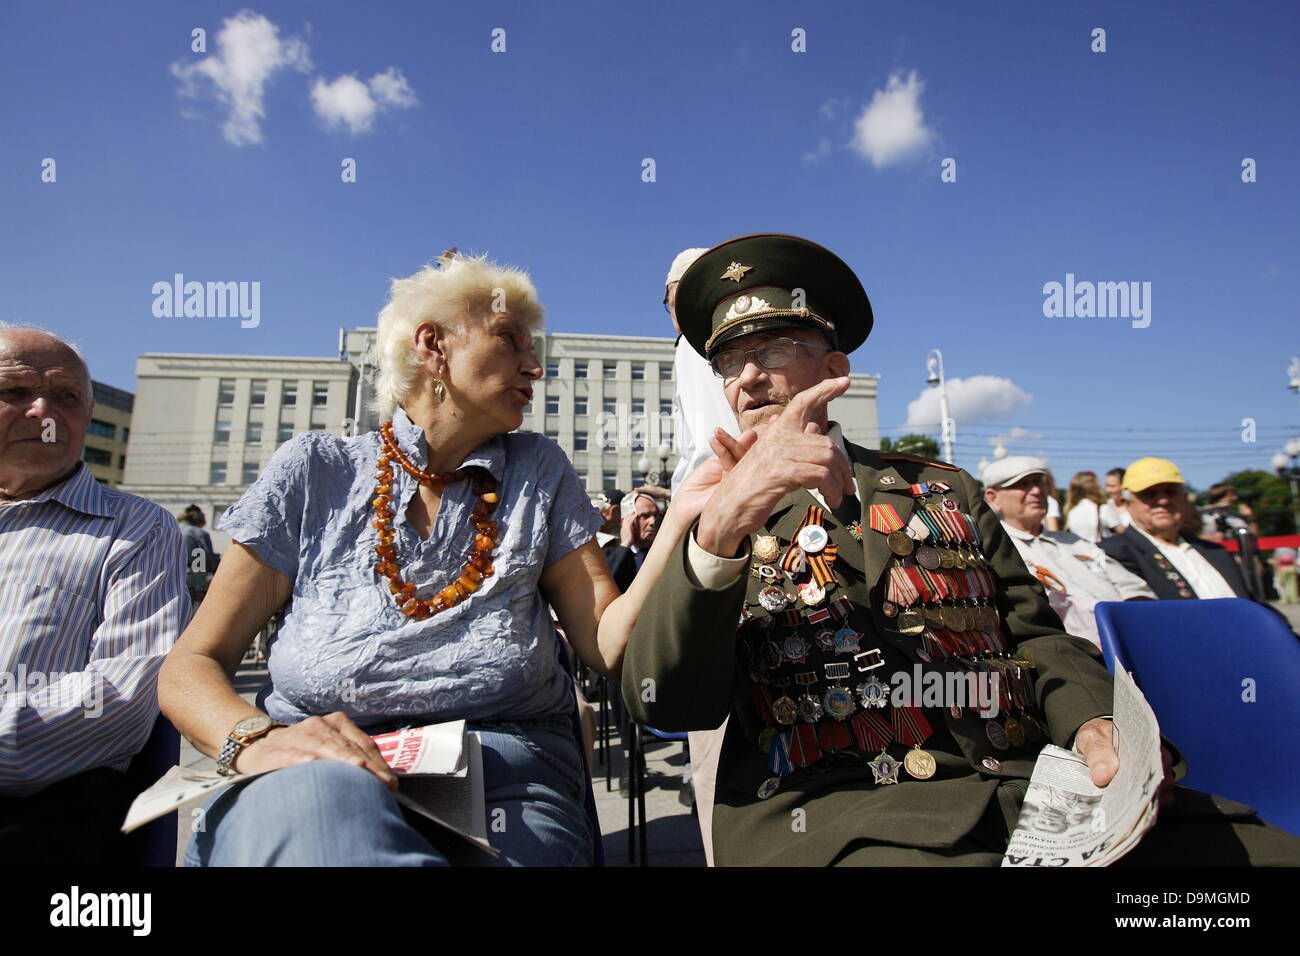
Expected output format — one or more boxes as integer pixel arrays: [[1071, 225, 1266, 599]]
[[0, 461, 110, 518], [391, 406, 505, 482], [1000, 520, 1048, 544]]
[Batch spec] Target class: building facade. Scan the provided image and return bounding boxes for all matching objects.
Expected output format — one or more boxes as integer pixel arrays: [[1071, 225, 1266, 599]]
[[82, 381, 134, 486], [120, 328, 879, 552]]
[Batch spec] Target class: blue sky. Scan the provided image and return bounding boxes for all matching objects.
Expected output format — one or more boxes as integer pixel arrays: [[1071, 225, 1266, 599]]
[[2, 0, 1297, 487]]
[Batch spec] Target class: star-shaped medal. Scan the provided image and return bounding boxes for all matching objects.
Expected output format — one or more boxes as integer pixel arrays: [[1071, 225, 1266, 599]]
[[720, 261, 753, 282], [868, 749, 901, 785], [847, 520, 863, 540]]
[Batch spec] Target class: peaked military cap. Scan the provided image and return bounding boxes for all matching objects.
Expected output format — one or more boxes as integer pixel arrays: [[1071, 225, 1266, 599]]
[[676, 234, 873, 360]]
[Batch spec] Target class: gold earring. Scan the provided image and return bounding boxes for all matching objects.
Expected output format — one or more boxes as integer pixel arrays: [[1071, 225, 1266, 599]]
[[433, 377, 446, 404]]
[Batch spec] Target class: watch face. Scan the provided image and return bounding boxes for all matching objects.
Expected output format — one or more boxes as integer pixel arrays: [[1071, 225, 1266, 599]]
[[233, 715, 273, 738]]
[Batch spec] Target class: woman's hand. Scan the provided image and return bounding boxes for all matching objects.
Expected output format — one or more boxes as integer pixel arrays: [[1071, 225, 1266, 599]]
[[664, 429, 760, 528], [235, 712, 399, 791]]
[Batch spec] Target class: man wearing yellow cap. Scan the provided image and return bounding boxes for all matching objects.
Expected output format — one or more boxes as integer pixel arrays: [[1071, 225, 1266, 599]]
[[1100, 458, 1253, 602]]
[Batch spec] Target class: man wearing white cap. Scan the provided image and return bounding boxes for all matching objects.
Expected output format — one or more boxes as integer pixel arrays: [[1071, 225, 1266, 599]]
[[983, 456, 1153, 648], [665, 247, 734, 863]]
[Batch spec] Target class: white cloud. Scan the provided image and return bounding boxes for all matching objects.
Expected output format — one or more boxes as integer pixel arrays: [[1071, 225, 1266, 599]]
[[802, 137, 831, 164], [171, 10, 311, 146], [903, 375, 1033, 430], [988, 426, 1042, 449], [851, 70, 934, 168], [311, 68, 418, 134]]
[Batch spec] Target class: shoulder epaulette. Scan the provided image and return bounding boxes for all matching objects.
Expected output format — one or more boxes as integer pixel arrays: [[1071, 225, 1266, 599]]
[[878, 452, 961, 472]]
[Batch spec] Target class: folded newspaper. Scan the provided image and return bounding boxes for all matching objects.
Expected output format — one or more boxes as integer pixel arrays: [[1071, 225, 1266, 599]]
[[1003, 664, 1163, 866], [122, 719, 494, 856]]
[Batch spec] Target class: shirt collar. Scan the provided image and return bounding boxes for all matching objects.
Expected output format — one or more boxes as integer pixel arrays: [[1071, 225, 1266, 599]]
[[391, 406, 506, 482], [0, 462, 111, 518], [1001, 520, 1042, 544], [1132, 522, 1186, 551]]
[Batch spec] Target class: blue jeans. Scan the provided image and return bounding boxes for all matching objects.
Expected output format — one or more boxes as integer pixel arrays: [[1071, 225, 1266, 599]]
[[184, 719, 593, 867]]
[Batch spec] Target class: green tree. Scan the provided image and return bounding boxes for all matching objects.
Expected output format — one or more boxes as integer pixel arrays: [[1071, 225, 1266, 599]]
[[880, 434, 941, 459]]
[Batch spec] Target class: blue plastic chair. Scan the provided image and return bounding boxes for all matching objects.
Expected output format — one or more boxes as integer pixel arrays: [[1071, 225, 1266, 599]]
[[1094, 598, 1300, 835]]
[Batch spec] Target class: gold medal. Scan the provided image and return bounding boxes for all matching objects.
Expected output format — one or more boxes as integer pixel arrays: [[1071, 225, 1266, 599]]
[[897, 610, 925, 635], [904, 747, 937, 780], [938, 549, 954, 569], [1004, 716, 1025, 748], [753, 535, 780, 563], [887, 529, 914, 556]]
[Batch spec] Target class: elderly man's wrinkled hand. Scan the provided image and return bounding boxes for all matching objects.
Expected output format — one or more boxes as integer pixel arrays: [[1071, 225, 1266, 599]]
[[234, 712, 399, 790], [1073, 717, 1176, 810]]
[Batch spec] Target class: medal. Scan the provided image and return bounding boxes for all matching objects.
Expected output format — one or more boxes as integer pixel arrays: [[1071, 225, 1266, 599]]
[[1004, 715, 1025, 748], [856, 675, 890, 709], [938, 548, 954, 569], [897, 610, 925, 635], [833, 627, 863, 654], [798, 524, 829, 554], [753, 535, 780, 563], [847, 521, 863, 540], [904, 747, 937, 780], [823, 685, 856, 720], [950, 703, 962, 719], [782, 635, 810, 662], [758, 586, 789, 612], [772, 695, 798, 725], [868, 749, 901, 785], [881, 600, 898, 618], [798, 693, 823, 722], [757, 777, 780, 799], [985, 719, 1009, 750], [981, 756, 1001, 773], [814, 628, 836, 651], [916, 546, 940, 570], [798, 580, 826, 607], [887, 530, 914, 556], [1023, 714, 1044, 742]]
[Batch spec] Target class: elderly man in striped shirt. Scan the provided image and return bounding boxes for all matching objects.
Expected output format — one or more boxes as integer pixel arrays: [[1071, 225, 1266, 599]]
[[0, 326, 188, 864]]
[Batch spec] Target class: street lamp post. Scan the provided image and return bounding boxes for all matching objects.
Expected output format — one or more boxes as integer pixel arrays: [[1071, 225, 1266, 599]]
[[1277, 439, 1300, 533], [636, 442, 676, 488], [926, 349, 955, 464]]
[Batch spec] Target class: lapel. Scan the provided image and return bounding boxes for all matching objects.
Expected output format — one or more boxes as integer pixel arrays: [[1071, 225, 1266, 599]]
[[847, 443, 917, 593]]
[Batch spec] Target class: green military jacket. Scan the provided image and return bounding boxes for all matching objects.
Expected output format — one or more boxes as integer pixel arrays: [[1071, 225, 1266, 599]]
[[622, 441, 1116, 866]]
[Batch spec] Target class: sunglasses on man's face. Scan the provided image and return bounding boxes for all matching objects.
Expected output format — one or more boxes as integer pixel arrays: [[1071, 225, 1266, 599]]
[[710, 337, 832, 380]]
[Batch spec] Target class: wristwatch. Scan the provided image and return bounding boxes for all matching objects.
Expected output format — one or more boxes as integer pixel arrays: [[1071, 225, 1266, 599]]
[[215, 714, 286, 776]]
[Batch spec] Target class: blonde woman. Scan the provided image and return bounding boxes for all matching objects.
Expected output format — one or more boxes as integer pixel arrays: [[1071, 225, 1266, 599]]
[[1064, 471, 1109, 543]]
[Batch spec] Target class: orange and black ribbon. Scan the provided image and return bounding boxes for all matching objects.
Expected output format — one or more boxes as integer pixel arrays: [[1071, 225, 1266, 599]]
[[781, 505, 838, 588]]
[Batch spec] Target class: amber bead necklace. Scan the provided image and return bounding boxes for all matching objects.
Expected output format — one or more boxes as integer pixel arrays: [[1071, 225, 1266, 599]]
[[372, 421, 499, 619]]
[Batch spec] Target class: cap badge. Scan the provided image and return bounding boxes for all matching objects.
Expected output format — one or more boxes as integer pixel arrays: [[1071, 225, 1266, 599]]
[[721, 261, 753, 282], [724, 294, 771, 322]]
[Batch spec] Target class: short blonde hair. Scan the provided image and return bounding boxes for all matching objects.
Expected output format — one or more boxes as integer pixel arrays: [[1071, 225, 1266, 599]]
[[371, 253, 544, 419]]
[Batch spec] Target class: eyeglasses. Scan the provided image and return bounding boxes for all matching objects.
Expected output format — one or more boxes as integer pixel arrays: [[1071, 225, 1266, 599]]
[[710, 337, 832, 380]]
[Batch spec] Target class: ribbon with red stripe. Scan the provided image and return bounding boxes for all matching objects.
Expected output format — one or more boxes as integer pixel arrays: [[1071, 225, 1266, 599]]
[[753, 685, 774, 723], [817, 718, 854, 752], [868, 503, 905, 534], [891, 704, 933, 747], [790, 723, 821, 768], [851, 710, 892, 752]]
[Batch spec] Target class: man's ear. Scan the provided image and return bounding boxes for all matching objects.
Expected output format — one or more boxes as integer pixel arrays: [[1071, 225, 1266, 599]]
[[827, 350, 850, 377], [983, 488, 999, 510]]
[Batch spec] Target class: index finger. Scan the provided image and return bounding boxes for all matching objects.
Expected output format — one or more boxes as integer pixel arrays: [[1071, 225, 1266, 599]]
[[324, 712, 399, 787], [777, 376, 851, 430]]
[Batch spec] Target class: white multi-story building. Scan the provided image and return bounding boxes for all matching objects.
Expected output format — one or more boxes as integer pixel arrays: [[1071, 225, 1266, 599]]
[[120, 327, 879, 551]]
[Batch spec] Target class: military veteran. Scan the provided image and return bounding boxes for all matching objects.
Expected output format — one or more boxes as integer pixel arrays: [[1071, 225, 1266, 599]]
[[621, 234, 1300, 866]]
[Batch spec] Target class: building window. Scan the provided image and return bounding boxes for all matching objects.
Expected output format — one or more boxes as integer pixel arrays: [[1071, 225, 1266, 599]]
[[88, 419, 115, 439], [574, 396, 587, 416], [631, 398, 645, 414], [574, 431, 588, 451], [602, 470, 617, 491], [214, 421, 230, 444], [118, 454, 127, 469], [209, 462, 227, 484], [282, 383, 298, 407], [217, 379, 235, 406], [277, 424, 293, 444], [631, 362, 645, 381], [603, 363, 616, 380], [247, 423, 263, 444], [544, 429, 559, 442], [574, 362, 588, 379], [602, 397, 616, 414], [122, 427, 130, 443], [546, 362, 559, 378], [82, 447, 111, 466], [312, 382, 329, 407], [242, 461, 260, 485], [660, 398, 673, 416], [545, 395, 560, 415], [576, 471, 587, 487], [659, 364, 673, 381], [249, 379, 267, 407]]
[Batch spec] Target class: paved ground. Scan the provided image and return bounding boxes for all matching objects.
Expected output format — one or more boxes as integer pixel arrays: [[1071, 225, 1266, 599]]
[[173, 671, 706, 867]]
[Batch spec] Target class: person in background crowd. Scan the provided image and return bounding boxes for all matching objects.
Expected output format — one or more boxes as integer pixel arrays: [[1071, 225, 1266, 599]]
[[592, 490, 635, 593], [1271, 547, 1298, 604], [0, 325, 188, 864], [1101, 467, 1130, 533], [1043, 470, 1063, 531], [665, 246, 735, 853], [1200, 484, 1259, 543], [984, 457, 1153, 648], [1063, 471, 1109, 544], [178, 504, 220, 608], [620, 489, 662, 570], [1100, 458, 1255, 602]]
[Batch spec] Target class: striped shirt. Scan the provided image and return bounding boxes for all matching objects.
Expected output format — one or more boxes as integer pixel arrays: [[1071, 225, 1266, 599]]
[[0, 462, 189, 796]]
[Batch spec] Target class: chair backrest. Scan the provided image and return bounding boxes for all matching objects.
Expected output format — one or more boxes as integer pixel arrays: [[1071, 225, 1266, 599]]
[[122, 712, 182, 866], [1094, 598, 1300, 835]]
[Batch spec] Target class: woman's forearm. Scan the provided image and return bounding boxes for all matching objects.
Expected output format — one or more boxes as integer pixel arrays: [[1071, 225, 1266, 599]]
[[159, 651, 265, 758]]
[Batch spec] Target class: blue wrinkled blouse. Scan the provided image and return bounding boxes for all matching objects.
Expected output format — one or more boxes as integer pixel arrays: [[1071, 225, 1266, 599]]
[[218, 407, 601, 728]]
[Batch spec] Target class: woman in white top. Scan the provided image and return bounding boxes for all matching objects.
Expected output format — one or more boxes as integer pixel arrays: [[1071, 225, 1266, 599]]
[[1064, 471, 1109, 543]]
